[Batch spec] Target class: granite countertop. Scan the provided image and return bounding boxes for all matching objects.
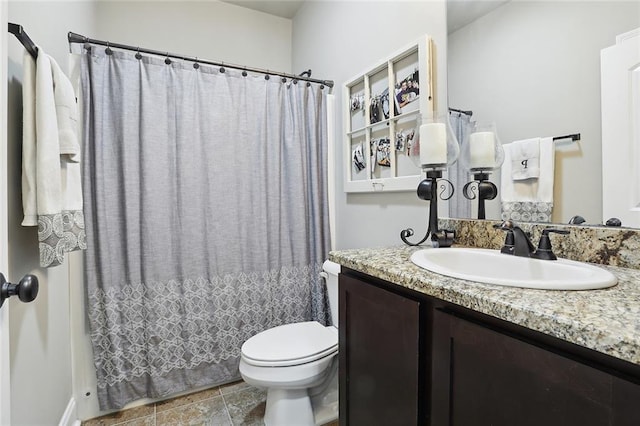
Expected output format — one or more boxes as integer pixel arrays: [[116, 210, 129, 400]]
[[329, 245, 640, 366]]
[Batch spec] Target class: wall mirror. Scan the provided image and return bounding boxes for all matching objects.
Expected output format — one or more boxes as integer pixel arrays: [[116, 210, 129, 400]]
[[446, 0, 640, 227]]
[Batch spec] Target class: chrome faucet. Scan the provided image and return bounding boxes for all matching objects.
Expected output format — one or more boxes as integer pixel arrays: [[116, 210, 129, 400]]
[[494, 220, 570, 260]]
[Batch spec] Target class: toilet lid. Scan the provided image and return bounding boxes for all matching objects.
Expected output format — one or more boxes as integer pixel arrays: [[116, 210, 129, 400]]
[[241, 321, 338, 367]]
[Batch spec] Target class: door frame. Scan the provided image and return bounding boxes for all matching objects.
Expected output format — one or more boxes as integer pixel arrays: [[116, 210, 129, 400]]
[[1, 2, 12, 424]]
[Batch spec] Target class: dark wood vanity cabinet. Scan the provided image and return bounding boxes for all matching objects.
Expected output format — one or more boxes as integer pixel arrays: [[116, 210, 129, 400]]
[[339, 273, 427, 425], [339, 269, 640, 426], [432, 309, 640, 426]]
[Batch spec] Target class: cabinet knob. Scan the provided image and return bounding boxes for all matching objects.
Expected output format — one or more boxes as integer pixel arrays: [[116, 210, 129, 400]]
[[0, 273, 39, 308]]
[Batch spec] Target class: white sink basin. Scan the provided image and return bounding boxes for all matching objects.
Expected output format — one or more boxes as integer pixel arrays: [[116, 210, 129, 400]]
[[410, 247, 617, 290]]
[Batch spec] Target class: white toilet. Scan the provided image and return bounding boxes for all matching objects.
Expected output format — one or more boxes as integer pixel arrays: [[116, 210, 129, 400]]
[[239, 260, 340, 426]]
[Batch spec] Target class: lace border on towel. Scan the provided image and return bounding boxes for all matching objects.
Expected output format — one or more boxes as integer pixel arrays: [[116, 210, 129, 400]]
[[501, 201, 553, 223], [38, 210, 86, 267]]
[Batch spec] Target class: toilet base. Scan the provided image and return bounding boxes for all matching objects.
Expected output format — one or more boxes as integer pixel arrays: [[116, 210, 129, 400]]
[[265, 388, 314, 426], [310, 367, 339, 425]]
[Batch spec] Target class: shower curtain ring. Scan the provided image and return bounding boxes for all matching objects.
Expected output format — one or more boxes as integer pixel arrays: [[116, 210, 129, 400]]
[[265, 71, 270, 80], [105, 41, 113, 55], [219, 62, 225, 73], [242, 67, 247, 77], [193, 57, 200, 69], [165, 53, 171, 65], [135, 47, 142, 60]]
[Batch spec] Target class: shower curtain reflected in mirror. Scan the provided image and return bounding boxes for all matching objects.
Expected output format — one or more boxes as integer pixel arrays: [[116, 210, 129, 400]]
[[448, 111, 473, 218], [80, 48, 330, 410]]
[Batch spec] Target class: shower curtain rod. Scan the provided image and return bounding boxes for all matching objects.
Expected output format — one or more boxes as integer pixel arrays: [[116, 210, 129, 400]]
[[67, 32, 334, 88], [449, 107, 473, 116]]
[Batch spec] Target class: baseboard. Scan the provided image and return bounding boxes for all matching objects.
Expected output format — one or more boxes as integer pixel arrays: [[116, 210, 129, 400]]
[[59, 397, 80, 426]]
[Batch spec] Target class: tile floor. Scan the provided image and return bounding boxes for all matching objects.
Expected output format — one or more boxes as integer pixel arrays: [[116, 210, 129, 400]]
[[82, 381, 339, 426]]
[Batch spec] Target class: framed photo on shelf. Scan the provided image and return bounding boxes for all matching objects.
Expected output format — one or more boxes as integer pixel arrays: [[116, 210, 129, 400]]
[[376, 138, 391, 167], [352, 142, 366, 173], [395, 69, 419, 112]]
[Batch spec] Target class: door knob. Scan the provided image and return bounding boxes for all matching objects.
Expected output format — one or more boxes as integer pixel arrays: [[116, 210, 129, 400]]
[[0, 273, 39, 308]]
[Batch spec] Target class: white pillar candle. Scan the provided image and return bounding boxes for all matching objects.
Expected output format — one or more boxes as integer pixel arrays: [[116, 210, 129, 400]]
[[420, 123, 447, 166], [469, 131, 496, 169]]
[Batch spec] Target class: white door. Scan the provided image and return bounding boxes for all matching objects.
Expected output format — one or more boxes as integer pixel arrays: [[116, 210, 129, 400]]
[[0, 2, 12, 425], [601, 28, 640, 227]]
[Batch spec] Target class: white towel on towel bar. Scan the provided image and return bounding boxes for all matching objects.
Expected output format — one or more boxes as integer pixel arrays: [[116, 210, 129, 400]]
[[500, 137, 555, 222], [510, 137, 540, 180], [21, 48, 86, 267]]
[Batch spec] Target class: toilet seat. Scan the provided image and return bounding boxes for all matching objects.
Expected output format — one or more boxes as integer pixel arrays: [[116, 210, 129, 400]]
[[241, 321, 338, 367]]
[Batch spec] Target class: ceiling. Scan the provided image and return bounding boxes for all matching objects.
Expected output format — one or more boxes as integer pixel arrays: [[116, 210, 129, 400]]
[[447, 0, 510, 33], [220, 0, 510, 32], [220, 0, 305, 19]]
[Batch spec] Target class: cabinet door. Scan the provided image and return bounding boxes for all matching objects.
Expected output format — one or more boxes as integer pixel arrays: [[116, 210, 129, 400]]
[[339, 274, 422, 425], [431, 308, 640, 426]]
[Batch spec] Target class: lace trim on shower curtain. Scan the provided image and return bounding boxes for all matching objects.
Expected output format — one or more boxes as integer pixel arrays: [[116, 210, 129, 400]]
[[88, 261, 328, 392]]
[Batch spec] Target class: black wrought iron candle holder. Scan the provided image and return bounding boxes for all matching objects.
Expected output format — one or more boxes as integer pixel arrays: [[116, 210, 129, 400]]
[[463, 171, 498, 220], [400, 170, 456, 248]]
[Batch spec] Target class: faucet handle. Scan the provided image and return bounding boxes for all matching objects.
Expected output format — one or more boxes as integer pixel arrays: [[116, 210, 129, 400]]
[[493, 220, 515, 230], [532, 228, 570, 260], [542, 228, 570, 236], [493, 221, 515, 254]]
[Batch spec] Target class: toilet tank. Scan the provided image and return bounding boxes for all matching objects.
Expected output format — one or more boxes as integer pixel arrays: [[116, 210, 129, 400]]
[[322, 260, 341, 327]]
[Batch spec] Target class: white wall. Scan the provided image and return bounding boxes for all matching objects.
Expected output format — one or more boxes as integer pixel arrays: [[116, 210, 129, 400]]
[[448, 1, 640, 224], [292, 1, 448, 250], [7, 3, 97, 425]]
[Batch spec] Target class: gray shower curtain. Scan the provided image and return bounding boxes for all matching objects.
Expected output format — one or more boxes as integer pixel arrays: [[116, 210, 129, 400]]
[[448, 112, 473, 218], [80, 47, 330, 410]]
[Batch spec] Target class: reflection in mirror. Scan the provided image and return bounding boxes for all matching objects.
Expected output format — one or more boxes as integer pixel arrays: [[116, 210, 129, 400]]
[[446, 0, 640, 226]]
